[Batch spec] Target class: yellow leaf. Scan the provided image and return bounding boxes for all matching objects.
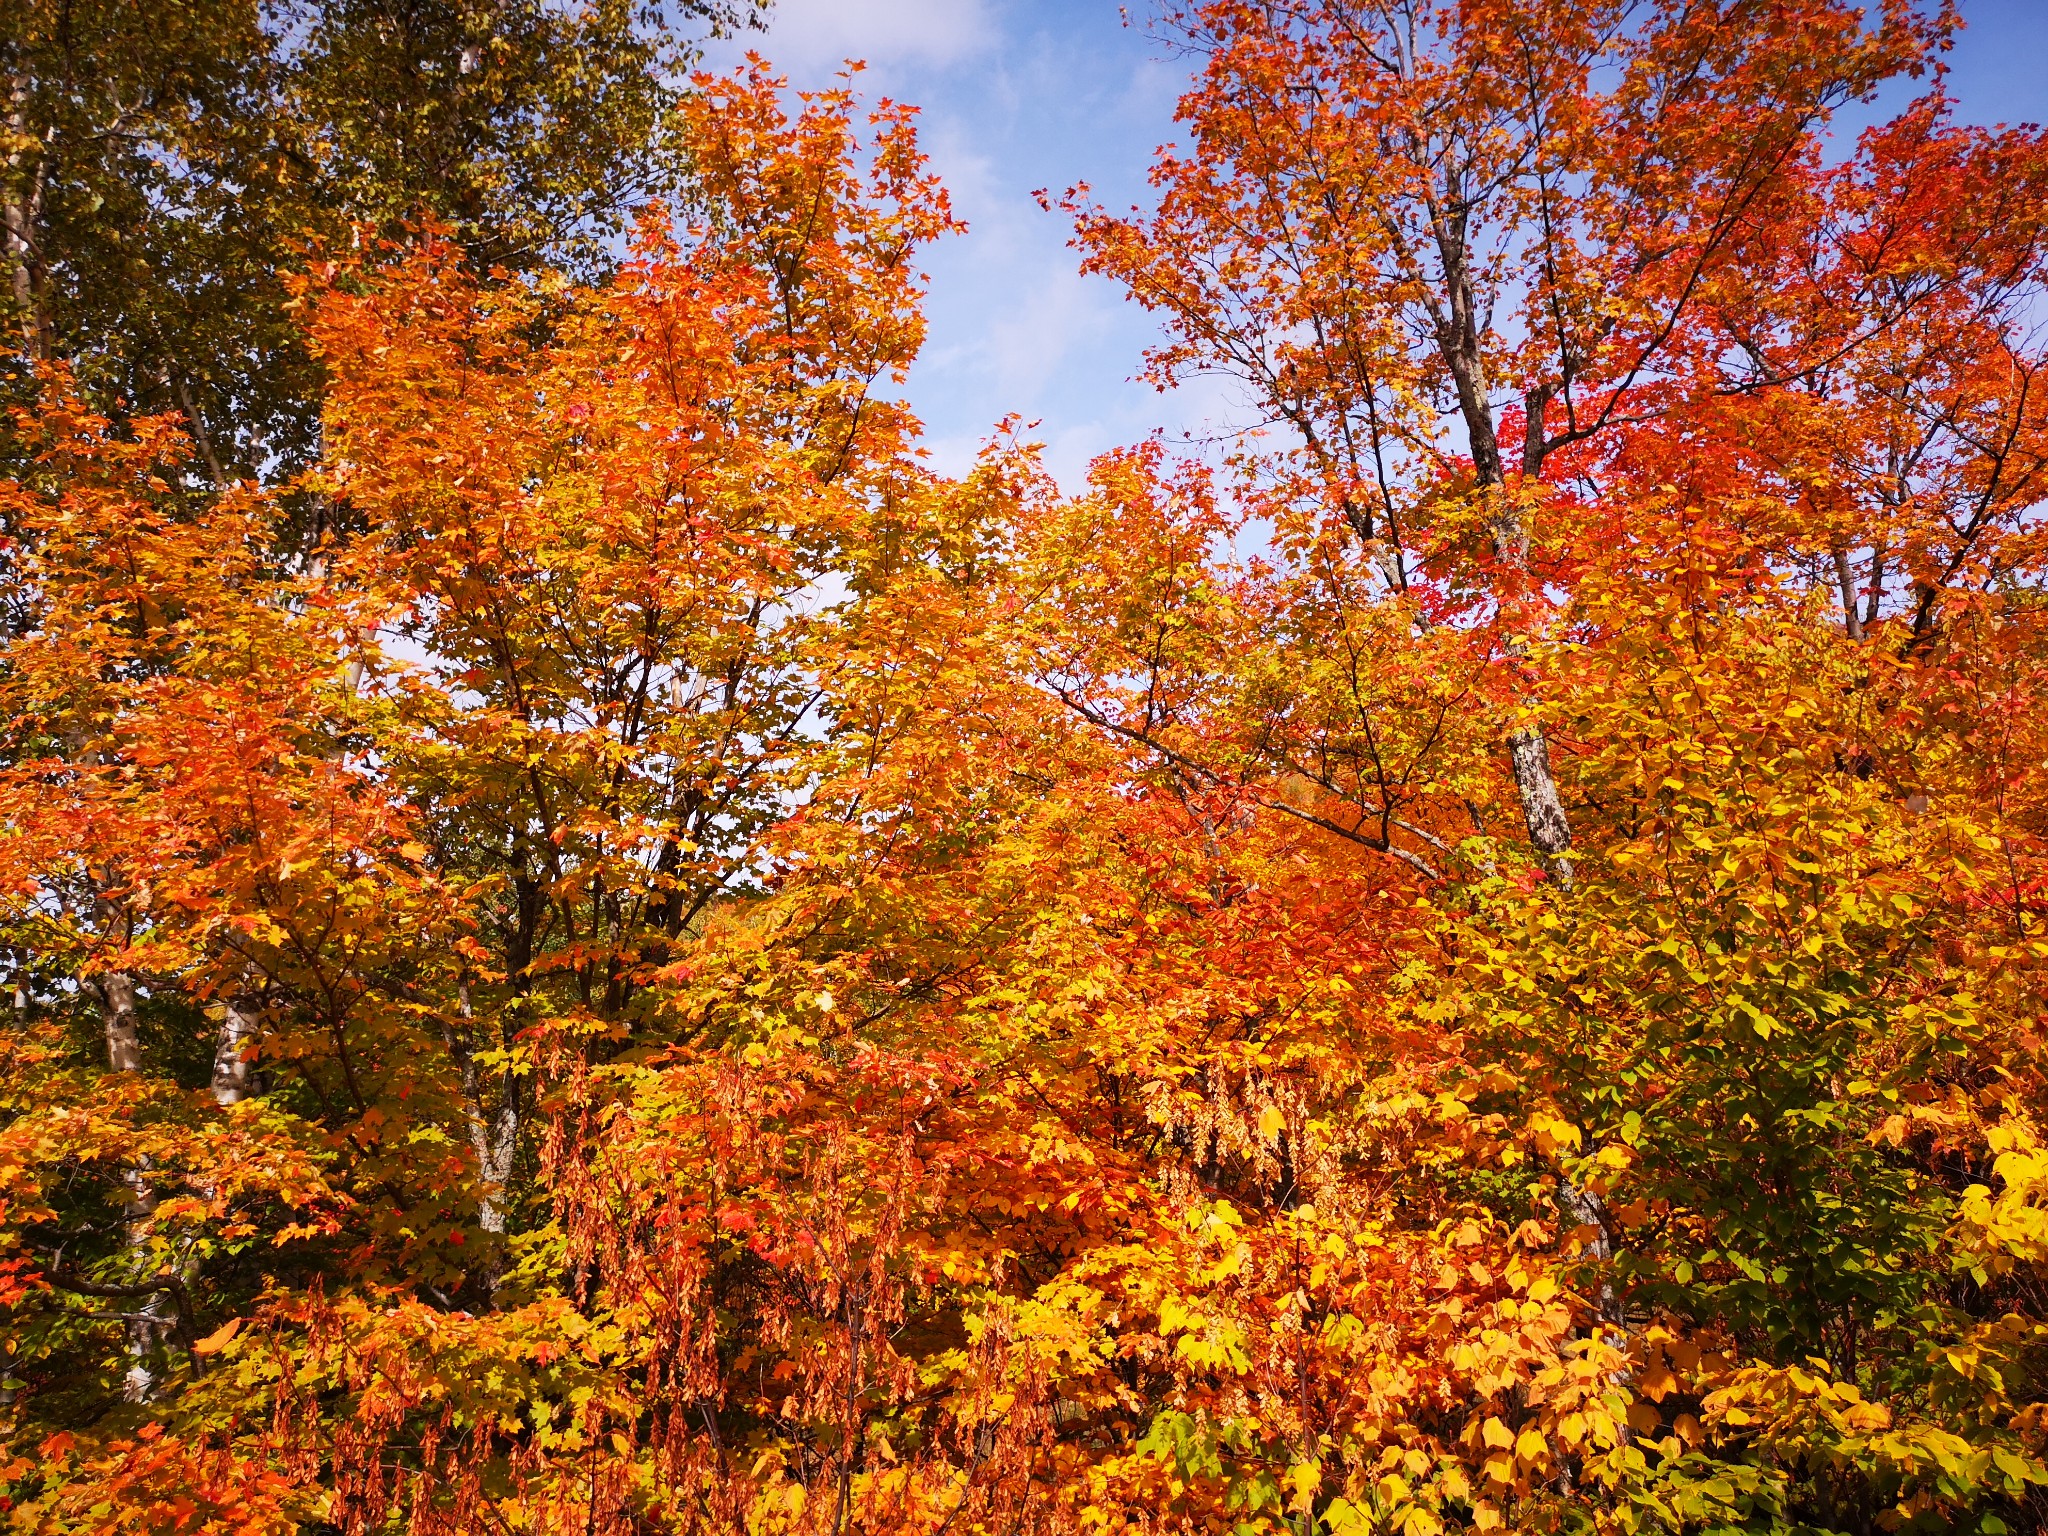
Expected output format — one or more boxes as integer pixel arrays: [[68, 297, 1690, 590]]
[[1287, 1460, 1320, 1509]]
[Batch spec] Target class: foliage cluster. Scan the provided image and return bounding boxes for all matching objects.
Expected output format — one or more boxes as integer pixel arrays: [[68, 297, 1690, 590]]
[[3, 2, 2048, 1534]]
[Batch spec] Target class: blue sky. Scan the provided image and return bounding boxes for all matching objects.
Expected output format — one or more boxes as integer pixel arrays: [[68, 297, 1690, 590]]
[[709, 0, 2048, 493]]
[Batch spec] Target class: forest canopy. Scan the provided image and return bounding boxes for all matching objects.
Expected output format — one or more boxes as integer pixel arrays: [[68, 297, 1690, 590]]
[[3, 2, 2048, 1534]]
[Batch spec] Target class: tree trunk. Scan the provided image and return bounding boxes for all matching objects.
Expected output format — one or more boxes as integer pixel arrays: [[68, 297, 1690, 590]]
[[89, 971, 166, 1403], [1427, 203, 1576, 885], [170, 370, 227, 486], [210, 984, 258, 1106], [1833, 545, 1865, 641], [1509, 725, 1575, 885], [449, 983, 520, 1248], [3, 76, 45, 360], [470, 1086, 519, 1238], [97, 969, 142, 1073]]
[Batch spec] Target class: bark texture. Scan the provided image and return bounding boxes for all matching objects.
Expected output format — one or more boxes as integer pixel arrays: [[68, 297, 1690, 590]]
[[89, 971, 165, 1402], [210, 986, 258, 1106]]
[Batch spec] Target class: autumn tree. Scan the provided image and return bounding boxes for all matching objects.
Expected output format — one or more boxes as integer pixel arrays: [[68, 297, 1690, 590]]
[[4, 4, 2048, 1536], [1040, 0, 2048, 1528], [1059, 0, 1962, 878]]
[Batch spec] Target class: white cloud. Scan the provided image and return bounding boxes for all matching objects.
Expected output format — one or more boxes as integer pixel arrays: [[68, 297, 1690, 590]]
[[749, 0, 998, 74]]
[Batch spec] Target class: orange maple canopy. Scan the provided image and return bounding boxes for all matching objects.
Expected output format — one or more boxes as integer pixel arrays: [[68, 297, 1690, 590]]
[[4, 11, 2048, 1536]]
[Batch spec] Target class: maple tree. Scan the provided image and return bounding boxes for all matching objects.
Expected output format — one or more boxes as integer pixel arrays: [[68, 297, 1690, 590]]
[[5, 2, 2048, 1534]]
